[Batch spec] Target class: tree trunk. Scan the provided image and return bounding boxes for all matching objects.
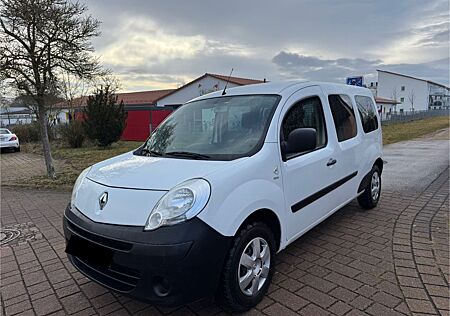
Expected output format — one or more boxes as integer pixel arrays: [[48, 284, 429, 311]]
[[37, 105, 56, 178]]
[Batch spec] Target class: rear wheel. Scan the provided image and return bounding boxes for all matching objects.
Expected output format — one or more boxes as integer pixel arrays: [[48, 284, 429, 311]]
[[14, 146, 20, 152], [218, 222, 275, 312], [358, 165, 381, 209]]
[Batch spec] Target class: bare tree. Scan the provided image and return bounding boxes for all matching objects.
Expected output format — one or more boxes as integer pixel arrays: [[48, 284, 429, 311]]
[[59, 72, 91, 120], [59, 70, 121, 122], [0, 0, 101, 178], [408, 89, 415, 112], [391, 88, 398, 113], [0, 80, 15, 126]]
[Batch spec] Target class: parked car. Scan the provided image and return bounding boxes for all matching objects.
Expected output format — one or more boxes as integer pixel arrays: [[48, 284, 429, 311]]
[[0, 128, 20, 152], [63, 81, 383, 312]]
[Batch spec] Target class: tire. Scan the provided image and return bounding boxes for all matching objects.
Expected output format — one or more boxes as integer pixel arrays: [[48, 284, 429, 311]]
[[218, 222, 276, 313], [358, 165, 381, 209], [14, 146, 20, 152]]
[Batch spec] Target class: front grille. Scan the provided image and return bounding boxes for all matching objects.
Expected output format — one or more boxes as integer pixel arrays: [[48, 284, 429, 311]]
[[72, 256, 139, 293], [65, 219, 140, 293], [67, 219, 132, 251]]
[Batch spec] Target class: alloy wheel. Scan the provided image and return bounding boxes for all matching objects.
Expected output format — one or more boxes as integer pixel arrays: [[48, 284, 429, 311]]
[[238, 237, 270, 296]]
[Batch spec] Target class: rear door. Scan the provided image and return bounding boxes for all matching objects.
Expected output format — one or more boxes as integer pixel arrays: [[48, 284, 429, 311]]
[[325, 92, 361, 199], [279, 86, 349, 242]]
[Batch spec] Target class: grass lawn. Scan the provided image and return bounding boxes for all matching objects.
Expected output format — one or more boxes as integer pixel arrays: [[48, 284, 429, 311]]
[[18, 115, 449, 189], [382, 116, 449, 145], [22, 140, 142, 190]]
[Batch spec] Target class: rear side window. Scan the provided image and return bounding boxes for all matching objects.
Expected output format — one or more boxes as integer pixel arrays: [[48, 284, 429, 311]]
[[355, 95, 379, 133], [328, 94, 357, 142], [281, 96, 327, 158]]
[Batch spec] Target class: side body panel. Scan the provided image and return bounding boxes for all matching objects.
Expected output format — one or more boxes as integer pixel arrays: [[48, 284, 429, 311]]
[[277, 86, 358, 244], [197, 143, 288, 248]]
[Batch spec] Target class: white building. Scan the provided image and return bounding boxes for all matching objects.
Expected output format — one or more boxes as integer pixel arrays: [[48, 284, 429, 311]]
[[155, 73, 265, 107], [0, 108, 35, 126], [377, 70, 450, 112]]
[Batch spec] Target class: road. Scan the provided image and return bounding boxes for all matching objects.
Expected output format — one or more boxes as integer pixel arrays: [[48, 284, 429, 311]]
[[382, 128, 449, 193], [0, 129, 449, 316]]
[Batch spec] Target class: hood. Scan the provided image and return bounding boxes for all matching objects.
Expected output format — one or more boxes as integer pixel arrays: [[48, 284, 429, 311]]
[[87, 151, 233, 190]]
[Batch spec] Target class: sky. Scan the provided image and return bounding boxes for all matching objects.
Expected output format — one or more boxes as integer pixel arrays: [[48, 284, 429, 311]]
[[84, 0, 449, 92]]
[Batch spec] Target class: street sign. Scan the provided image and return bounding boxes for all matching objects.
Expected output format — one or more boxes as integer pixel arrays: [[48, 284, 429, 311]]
[[346, 76, 363, 87]]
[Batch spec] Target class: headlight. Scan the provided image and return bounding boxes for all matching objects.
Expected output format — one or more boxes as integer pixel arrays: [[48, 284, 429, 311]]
[[70, 167, 91, 209], [144, 178, 211, 231]]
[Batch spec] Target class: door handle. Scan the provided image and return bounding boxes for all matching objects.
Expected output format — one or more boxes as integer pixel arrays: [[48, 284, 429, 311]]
[[327, 158, 337, 166]]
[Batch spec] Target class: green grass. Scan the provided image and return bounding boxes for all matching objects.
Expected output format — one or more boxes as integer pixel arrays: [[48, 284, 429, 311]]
[[22, 140, 142, 190], [17, 116, 449, 189], [382, 116, 449, 145]]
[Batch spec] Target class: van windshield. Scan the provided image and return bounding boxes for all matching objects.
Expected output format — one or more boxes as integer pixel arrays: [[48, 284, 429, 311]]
[[139, 95, 280, 161]]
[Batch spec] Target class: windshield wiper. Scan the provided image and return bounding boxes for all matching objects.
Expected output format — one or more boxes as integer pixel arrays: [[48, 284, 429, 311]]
[[140, 148, 163, 157], [165, 151, 211, 160]]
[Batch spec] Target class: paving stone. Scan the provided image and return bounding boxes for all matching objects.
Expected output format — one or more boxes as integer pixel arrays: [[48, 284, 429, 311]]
[[372, 291, 402, 308], [32, 294, 63, 316], [329, 287, 358, 303], [350, 295, 372, 310], [366, 303, 405, 316], [405, 299, 437, 314], [327, 301, 353, 316], [297, 286, 336, 309], [299, 303, 330, 316], [269, 288, 308, 311], [60, 292, 91, 314], [1, 165, 449, 316], [4, 300, 32, 316]]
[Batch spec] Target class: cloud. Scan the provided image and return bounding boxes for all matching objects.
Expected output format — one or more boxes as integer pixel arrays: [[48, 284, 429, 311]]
[[82, 0, 449, 90], [272, 52, 382, 82], [272, 51, 449, 86]]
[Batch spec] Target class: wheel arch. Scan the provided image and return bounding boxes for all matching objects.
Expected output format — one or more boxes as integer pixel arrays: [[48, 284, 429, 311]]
[[358, 157, 383, 193], [236, 208, 282, 252], [374, 157, 383, 174]]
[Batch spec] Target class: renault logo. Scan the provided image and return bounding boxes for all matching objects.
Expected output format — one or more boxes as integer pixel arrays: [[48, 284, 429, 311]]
[[99, 192, 108, 210]]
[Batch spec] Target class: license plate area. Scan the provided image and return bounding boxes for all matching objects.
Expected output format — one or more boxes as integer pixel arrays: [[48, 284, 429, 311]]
[[66, 235, 113, 267]]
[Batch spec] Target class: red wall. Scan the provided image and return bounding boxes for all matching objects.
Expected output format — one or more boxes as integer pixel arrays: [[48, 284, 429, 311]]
[[151, 110, 172, 130], [121, 109, 173, 141], [75, 108, 173, 142]]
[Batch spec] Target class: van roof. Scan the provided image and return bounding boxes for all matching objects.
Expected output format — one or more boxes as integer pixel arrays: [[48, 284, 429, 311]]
[[191, 80, 372, 102]]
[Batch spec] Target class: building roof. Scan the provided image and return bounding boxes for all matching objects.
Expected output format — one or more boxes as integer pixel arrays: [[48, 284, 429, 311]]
[[153, 73, 265, 103], [377, 69, 450, 90], [54, 73, 264, 109], [116, 89, 175, 104], [375, 97, 400, 104], [55, 89, 175, 109], [207, 73, 265, 85], [0, 108, 33, 115]]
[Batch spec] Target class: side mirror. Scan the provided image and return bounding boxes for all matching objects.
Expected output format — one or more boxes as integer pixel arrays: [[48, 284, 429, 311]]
[[283, 128, 317, 156]]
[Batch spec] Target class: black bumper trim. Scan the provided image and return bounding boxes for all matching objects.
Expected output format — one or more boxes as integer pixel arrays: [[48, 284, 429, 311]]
[[292, 171, 358, 213], [63, 204, 232, 306]]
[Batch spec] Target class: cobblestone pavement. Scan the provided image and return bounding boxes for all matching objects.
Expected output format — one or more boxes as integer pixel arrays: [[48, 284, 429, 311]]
[[0, 152, 65, 186], [1, 166, 448, 316]]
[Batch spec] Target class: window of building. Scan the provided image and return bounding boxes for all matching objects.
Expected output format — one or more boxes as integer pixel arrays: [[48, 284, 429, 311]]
[[281, 96, 327, 159], [328, 94, 357, 142], [400, 97, 405, 102], [355, 95, 379, 133], [401, 86, 405, 91]]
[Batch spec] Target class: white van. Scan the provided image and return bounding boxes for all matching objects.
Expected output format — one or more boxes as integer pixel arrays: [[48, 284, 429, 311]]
[[64, 81, 383, 312]]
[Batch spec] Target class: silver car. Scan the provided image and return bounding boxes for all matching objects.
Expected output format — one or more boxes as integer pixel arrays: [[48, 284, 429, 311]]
[[0, 128, 20, 152]]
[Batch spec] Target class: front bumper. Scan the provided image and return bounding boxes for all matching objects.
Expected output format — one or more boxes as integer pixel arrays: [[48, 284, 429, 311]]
[[63, 205, 231, 306]]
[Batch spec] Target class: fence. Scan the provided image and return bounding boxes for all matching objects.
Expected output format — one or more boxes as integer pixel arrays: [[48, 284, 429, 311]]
[[381, 109, 449, 125]]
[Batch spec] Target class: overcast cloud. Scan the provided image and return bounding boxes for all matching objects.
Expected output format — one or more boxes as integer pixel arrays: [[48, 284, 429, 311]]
[[84, 0, 449, 91]]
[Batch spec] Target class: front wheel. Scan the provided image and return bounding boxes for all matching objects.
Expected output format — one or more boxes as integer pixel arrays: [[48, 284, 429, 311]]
[[218, 222, 276, 312], [358, 165, 381, 209]]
